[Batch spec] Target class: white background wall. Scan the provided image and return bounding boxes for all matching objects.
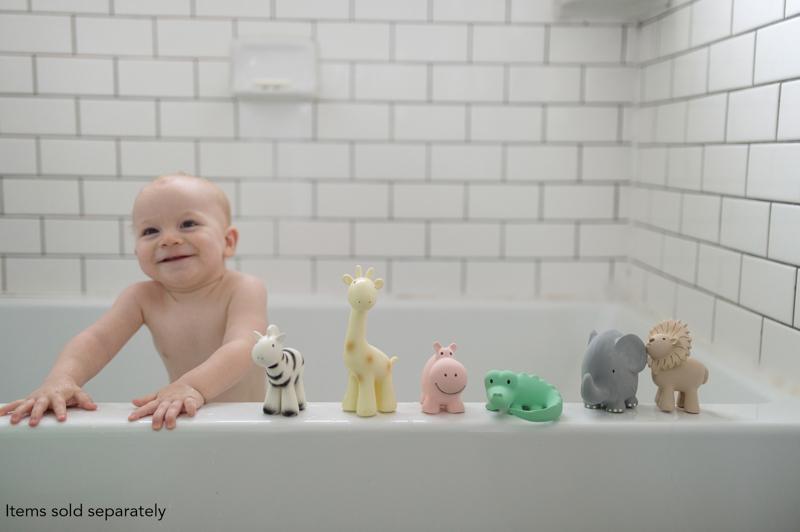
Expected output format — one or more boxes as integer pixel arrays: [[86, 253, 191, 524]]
[[630, 0, 800, 383], [0, 0, 635, 299]]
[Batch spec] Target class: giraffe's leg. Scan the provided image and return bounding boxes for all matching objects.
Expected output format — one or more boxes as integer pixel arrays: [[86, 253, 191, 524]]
[[342, 372, 358, 412], [356, 374, 377, 417], [376, 372, 397, 413]]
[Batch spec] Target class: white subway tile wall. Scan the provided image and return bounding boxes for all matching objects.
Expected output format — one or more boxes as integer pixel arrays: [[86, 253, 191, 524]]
[[1, 1, 798, 390], [632, 2, 800, 381]]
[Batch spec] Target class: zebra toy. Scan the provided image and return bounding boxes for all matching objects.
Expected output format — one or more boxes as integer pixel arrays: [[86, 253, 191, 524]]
[[251, 324, 306, 416]]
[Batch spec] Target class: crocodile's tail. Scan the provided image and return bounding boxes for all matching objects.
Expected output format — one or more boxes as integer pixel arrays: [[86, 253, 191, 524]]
[[511, 389, 563, 422]]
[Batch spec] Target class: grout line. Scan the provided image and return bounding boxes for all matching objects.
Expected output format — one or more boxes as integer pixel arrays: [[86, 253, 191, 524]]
[[114, 138, 121, 177], [79, 255, 86, 294], [273, 219, 279, 255], [70, 15, 77, 54], [31, 55, 38, 94], [389, 23, 395, 61], [543, 25, 550, 64], [1, 255, 5, 292], [774, 82, 783, 139], [74, 98, 81, 135], [757, 317, 765, 364], [39, 216, 46, 254], [467, 24, 473, 63], [152, 17, 158, 57], [34, 137, 42, 175], [793, 268, 798, 326], [77, 178, 84, 216], [460, 258, 467, 296]]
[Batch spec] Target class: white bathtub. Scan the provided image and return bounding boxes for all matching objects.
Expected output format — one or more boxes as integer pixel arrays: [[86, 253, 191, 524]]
[[1, 296, 799, 532]]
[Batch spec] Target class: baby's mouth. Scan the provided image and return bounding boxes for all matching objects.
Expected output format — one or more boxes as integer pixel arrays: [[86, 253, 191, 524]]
[[158, 254, 193, 264]]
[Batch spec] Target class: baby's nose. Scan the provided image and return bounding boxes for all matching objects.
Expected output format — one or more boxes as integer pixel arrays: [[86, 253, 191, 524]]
[[160, 232, 183, 246]]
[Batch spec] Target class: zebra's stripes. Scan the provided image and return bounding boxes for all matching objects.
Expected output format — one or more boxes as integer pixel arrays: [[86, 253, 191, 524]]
[[265, 347, 304, 388]]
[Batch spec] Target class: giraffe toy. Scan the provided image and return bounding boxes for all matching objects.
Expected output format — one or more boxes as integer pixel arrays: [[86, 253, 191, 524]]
[[341, 265, 398, 417]]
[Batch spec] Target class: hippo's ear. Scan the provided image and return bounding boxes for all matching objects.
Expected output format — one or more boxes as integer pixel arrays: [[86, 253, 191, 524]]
[[449, 343, 457, 352], [615, 334, 646, 372], [433, 341, 442, 352], [588, 330, 598, 345]]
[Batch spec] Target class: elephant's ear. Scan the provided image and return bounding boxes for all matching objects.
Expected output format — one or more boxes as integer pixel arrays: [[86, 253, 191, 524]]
[[588, 330, 598, 345], [615, 334, 646, 372]]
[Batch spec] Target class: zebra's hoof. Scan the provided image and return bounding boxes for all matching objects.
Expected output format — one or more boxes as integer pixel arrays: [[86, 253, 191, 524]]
[[282, 410, 298, 417], [263, 406, 277, 415]]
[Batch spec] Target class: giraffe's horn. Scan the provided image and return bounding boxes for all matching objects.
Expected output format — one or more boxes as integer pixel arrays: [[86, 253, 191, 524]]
[[354, 265, 363, 277], [365, 267, 374, 279]]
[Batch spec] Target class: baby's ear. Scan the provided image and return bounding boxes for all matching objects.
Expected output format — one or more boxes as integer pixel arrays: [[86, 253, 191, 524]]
[[223, 226, 239, 258], [374, 278, 384, 290]]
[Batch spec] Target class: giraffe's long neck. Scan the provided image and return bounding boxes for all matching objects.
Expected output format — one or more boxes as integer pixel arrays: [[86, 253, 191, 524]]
[[345, 308, 368, 346]]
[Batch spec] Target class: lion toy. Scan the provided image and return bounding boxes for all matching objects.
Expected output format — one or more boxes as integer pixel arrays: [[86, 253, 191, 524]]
[[646, 320, 708, 414]]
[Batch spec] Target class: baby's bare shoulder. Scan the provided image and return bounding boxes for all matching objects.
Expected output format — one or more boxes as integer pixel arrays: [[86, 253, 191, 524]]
[[125, 280, 166, 303], [226, 271, 266, 295]]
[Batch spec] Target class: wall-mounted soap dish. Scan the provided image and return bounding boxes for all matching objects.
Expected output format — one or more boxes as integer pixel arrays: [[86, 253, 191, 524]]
[[230, 36, 319, 100]]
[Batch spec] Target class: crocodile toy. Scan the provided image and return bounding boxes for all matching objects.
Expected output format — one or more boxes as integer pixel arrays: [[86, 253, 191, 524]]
[[484, 370, 563, 422]]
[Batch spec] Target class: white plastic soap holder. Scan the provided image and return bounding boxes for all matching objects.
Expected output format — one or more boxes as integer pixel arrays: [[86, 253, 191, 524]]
[[230, 36, 319, 100]]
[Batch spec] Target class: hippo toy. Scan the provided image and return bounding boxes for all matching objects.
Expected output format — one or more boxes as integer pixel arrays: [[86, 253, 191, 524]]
[[484, 370, 562, 422], [581, 329, 646, 413], [420, 342, 467, 414]]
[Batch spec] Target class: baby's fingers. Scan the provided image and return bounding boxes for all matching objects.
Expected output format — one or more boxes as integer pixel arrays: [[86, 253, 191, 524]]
[[52, 395, 68, 422], [28, 397, 51, 427], [185, 397, 198, 417], [9, 399, 35, 424], [164, 400, 183, 430], [0, 399, 24, 416], [151, 401, 171, 431], [73, 390, 97, 411], [131, 392, 157, 407], [128, 400, 158, 422]]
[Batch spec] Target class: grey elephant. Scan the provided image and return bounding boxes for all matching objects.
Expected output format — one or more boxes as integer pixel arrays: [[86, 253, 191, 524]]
[[581, 329, 647, 413]]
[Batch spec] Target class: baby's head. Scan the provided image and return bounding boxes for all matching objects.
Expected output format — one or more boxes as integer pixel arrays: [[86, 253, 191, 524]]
[[132, 173, 238, 291]]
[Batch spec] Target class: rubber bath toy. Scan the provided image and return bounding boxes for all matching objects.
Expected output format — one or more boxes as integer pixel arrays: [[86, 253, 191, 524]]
[[341, 265, 397, 417], [420, 342, 467, 414], [581, 329, 646, 413], [252, 324, 306, 416], [484, 370, 562, 422], [647, 320, 708, 414]]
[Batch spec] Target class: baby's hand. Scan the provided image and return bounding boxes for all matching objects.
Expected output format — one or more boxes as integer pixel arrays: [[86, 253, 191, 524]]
[[0, 377, 97, 427], [128, 382, 205, 430]]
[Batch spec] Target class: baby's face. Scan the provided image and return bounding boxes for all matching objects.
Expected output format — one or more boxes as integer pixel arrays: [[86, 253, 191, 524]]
[[132, 178, 236, 291]]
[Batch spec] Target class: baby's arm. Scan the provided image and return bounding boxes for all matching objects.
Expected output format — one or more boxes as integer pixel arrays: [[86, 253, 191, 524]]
[[128, 276, 267, 430], [0, 284, 144, 426]]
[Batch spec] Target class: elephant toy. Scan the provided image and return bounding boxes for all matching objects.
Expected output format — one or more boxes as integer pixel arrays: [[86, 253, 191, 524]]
[[581, 329, 647, 413]]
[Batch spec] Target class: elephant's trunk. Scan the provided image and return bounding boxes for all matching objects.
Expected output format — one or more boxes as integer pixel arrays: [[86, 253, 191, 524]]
[[581, 373, 608, 404]]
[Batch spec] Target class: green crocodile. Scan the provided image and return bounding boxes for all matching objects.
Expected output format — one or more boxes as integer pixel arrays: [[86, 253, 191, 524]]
[[484, 370, 563, 422]]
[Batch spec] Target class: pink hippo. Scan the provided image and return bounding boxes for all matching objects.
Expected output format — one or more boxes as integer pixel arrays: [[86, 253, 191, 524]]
[[420, 342, 467, 414]]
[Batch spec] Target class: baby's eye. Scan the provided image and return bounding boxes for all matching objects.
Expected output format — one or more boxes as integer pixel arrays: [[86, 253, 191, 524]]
[[180, 219, 199, 229], [141, 227, 158, 237]]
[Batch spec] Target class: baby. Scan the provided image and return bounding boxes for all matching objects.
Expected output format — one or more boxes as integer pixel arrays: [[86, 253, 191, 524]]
[[0, 173, 267, 430]]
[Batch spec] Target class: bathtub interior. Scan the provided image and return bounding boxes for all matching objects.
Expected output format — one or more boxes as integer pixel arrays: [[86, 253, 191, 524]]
[[0, 296, 773, 407]]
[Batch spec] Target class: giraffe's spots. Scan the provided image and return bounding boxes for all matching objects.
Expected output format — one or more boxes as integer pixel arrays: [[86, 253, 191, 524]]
[[366, 354, 374, 364], [346, 341, 355, 352]]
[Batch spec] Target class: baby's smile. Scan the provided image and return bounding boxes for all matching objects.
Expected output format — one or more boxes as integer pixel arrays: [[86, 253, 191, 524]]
[[158, 254, 194, 264]]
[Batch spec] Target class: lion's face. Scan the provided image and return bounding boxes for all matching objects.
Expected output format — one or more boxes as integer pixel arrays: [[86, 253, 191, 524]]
[[647, 335, 674, 360]]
